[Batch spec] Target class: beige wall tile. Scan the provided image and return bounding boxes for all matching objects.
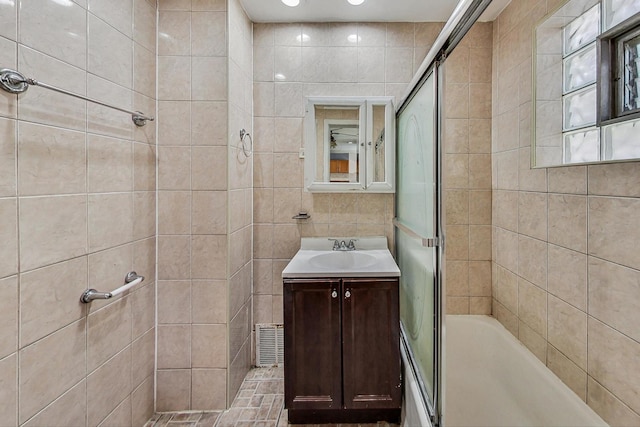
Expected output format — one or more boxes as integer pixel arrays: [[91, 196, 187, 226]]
[[518, 192, 547, 241], [0, 276, 17, 360], [87, 298, 132, 373], [159, 101, 190, 146], [0, 199, 17, 279], [495, 150, 519, 191], [518, 278, 546, 338], [157, 281, 191, 324], [133, 192, 156, 240], [548, 194, 587, 253], [469, 261, 491, 296], [0, 39, 17, 120], [193, 57, 228, 101], [19, 195, 87, 271], [20, 258, 87, 348], [86, 75, 133, 141], [192, 324, 226, 368], [548, 166, 587, 195], [88, 14, 132, 88], [87, 347, 131, 427], [547, 344, 587, 401], [158, 235, 190, 280], [495, 300, 518, 336], [588, 163, 640, 198], [547, 244, 587, 311], [18, 123, 86, 196], [517, 236, 547, 289], [494, 190, 518, 231], [192, 191, 227, 235], [469, 119, 491, 154], [192, 146, 227, 190], [192, 280, 227, 324], [158, 325, 191, 369], [548, 295, 586, 370], [469, 190, 491, 225], [192, 369, 227, 410], [589, 197, 640, 271], [447, 297, 470, 314], [0, 118, 15, 197], [588, 317, 640, 414], [496, 265, 518, 314], [447, 261, 469, 297], [158, 191, 191, 235], [159, 56, 192, 100], [22, 380, 86, 427], [445, 190, 469, 225], [587, 377, 640, 427], [191, 235, 227, 279], [469, 225, 491, 260], [589, 257, 640, 344], [19, 0, 86, 69], [19, 320, 86, 423], [158, 146, 191, 190], [518, 321, 546, 362], [131, 377, 154, 427], [88, 193, 133, 252], [131, 329, 155, 388], [133, 143, 156, 191], [158, 11, 191, 56], [469, 297, 492, 314], [192, 102, 228, 146], [157, 369, 192, 411], [0, 353, 16, 426], [87, 135, 132, 193], [131, 281, 155, 341], [99, 396, 131, 427], [496, 228, 518, 273]]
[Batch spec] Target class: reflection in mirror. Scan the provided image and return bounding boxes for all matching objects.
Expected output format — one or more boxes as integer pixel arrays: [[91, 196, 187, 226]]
[[372, 104, 386, 182], [304, 96, 394, 192], [314, 105, 361, 183], [533, 0, 640, 167]]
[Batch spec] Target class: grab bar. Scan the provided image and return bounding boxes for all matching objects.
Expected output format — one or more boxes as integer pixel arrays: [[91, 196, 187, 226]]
[[0, 68, 154, 127], [80, 271, 145, 303]]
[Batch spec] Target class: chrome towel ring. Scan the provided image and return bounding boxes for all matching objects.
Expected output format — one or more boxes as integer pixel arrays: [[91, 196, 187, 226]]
[[239, 128, 253, 157]]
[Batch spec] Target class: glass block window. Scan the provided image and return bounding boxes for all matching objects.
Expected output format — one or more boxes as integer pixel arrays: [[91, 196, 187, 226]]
[[564, 127, 600, 163], [603, 0, 640, 30], [564, 5, 601, 55], [563, 44, 597, 92], [603, 118, 640, 160], [621, 34, 640, 112]]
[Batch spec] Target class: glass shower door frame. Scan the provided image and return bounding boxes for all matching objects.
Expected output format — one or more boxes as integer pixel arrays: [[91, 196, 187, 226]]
[[394, 63, 445, 426]]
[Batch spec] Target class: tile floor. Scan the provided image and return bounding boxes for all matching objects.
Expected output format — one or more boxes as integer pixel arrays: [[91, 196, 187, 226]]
[[145, 367, 397, 427]]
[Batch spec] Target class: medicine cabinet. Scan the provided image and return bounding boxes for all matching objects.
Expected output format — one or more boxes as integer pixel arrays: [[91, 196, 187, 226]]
[[303, 97, 395, 192]]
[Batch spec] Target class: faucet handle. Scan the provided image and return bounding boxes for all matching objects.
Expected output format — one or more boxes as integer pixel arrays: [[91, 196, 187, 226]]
[[328, 238, 340, 250], [347, 239, 357, 250]]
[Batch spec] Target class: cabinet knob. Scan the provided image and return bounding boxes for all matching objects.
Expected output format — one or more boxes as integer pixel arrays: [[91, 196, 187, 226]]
[[331, 290, 338, 298], [345, 290, 351, 298]]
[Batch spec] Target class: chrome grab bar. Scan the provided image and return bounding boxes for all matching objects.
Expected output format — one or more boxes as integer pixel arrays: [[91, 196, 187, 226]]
[[0, 68, 155, 127], [80, 271, 145, 303]]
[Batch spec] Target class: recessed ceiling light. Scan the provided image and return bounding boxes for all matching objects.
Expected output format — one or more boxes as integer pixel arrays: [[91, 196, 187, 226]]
[[347, 0, 365, 5], [347, 34, 361, 43], [281, 0, 300, 6]]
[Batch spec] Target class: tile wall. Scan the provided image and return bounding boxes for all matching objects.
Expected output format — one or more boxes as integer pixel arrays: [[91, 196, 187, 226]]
[[492, 0, 640, 424], [156, 0, 253, 412], [251, 21, 443, 327], [0, 0, 157, 425], [442, 23, 493, 315]]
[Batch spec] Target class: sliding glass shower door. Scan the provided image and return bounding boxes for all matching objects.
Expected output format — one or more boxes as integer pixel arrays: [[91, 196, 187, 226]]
[[395, 68, 442, 421]]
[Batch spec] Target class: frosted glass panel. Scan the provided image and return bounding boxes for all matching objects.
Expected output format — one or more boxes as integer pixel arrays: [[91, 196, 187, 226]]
[[563, 44, 597, 92], [396, 71, 436, 401], [623, 35, 640, 112], [563, 5, 600, 55], [603, 119, 640, 159], [563, 127, 600, 163], [604, 0, 640, 30], [563, 85, 597, 129], [397, 230, 435, 395]]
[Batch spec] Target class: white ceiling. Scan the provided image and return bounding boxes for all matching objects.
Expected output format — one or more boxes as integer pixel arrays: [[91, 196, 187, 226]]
[[239, 0, 512, 23]]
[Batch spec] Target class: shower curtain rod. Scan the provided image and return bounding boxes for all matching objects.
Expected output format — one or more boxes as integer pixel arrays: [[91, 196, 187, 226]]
[[0, 68, 155, 127]]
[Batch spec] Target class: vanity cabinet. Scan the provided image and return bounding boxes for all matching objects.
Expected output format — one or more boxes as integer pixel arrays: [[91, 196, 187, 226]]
[[283, 277, 401, 424]]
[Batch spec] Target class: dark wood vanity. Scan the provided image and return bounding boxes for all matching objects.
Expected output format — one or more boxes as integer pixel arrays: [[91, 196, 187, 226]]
[[283, 277, 401, 424]]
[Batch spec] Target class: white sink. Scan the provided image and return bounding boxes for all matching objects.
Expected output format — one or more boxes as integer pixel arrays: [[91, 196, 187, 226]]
[[282, 237, 401, 278], [308, 251, 377, 270]]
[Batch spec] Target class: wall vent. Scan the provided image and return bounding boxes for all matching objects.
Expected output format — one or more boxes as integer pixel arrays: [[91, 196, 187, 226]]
[[255, 323, 284, 367]]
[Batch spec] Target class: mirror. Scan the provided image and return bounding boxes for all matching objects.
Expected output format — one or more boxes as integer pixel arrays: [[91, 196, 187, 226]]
[[533, 0, 640, 167], [304, 97, 395, 192]]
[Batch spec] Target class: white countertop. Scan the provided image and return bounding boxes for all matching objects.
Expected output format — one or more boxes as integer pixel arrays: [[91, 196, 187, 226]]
[[282, 237, 401, 278]]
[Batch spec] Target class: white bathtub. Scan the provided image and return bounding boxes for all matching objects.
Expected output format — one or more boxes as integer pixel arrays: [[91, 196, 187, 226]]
[[445, 315, 607, 427]]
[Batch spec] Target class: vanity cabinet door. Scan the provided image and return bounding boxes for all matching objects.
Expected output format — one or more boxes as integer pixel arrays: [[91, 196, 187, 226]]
[[284, 279, 342, 411], [341, 278, 401, 410]]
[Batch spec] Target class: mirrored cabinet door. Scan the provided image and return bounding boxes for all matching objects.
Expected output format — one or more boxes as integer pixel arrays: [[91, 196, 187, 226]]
[[304, 97, 395, 193]]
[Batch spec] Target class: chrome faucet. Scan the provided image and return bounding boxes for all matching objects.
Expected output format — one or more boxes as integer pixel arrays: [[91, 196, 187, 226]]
[[329, 238, 357, 251]]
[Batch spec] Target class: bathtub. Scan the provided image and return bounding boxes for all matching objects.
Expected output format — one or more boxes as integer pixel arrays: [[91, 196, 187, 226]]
[[445, 315, 607, 427]]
